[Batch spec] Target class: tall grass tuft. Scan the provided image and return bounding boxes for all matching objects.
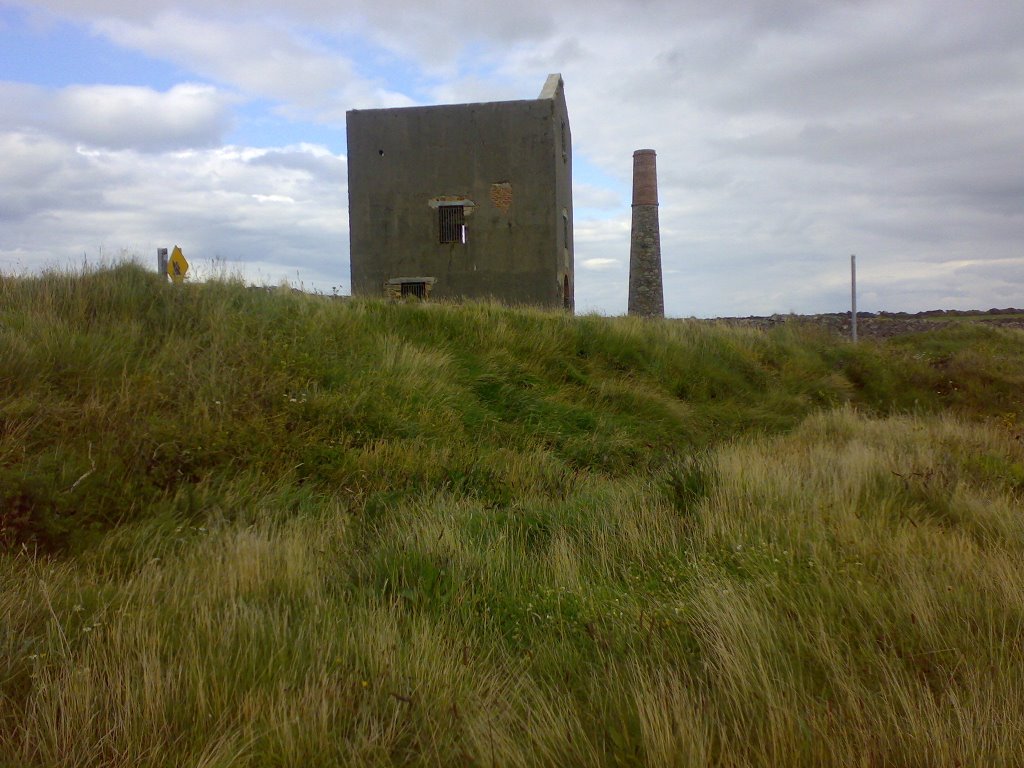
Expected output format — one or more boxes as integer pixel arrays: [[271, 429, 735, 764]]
[[3, 265, 1023, 765]]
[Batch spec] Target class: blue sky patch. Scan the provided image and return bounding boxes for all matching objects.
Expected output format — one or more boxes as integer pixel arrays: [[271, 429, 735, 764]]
[[0, 7, 186, 90]]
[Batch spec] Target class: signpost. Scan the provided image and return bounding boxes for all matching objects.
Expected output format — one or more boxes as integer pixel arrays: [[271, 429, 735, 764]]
[[168, 246, 189, 284]]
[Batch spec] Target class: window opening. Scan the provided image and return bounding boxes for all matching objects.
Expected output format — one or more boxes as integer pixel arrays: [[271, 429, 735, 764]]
[[386, 277, 435, 300], [400, 282, 427, 299], [438, 205, 466, 244], [563, 275, 571, 311]]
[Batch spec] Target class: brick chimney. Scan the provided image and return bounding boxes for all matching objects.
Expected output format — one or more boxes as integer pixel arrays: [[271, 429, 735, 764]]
[[627, 149, 664, 317]]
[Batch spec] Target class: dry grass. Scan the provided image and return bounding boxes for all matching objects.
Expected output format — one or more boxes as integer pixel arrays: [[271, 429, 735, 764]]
[[4, 408, 1023, 766], [3, 266, 1024, 765]]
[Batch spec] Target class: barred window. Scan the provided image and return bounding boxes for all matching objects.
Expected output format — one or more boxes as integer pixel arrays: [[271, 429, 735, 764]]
[[438, 205, 466, 244], [400, 281, 427, 299]]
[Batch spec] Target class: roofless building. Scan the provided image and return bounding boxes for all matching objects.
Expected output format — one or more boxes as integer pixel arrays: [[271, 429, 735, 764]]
[[346, 74, 573, 309]]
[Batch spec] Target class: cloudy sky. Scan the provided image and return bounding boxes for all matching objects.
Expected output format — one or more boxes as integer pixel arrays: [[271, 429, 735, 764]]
[[1, 0, 1021, 316]]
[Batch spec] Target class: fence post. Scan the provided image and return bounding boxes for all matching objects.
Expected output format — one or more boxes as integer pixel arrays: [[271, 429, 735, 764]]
[[851, 254, 858, 343]]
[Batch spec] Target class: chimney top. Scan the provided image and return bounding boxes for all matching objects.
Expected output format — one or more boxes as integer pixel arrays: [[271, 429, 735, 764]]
[[631, 148, 659, 206]]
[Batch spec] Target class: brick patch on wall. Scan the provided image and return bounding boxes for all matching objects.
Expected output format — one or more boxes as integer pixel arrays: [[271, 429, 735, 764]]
[[490, 182, 513, 214]]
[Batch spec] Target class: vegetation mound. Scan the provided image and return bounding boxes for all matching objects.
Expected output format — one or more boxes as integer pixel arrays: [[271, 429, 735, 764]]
[[2, 265, 1023, 766]]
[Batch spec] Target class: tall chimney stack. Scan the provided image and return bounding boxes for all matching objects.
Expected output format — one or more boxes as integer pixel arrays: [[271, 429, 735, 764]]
[[627, 149, 664, 317]]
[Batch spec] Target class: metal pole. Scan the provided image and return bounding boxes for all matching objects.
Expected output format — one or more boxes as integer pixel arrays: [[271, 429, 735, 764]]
[[851, 254, 858, 343]]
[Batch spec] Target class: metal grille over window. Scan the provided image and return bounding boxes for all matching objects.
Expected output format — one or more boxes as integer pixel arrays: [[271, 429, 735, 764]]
[[438, 205, 466, 244], [400, 282, 427, 299]]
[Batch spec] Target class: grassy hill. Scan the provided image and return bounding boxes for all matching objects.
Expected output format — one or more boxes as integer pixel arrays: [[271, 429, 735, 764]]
[[2, 265, 1024, 766]]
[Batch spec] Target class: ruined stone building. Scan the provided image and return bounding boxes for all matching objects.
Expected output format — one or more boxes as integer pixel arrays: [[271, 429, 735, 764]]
[[346, 74, 573, 309]]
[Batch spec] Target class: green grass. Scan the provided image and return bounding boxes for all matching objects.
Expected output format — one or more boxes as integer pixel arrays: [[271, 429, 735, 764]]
[[2, 265, 1024, 766]]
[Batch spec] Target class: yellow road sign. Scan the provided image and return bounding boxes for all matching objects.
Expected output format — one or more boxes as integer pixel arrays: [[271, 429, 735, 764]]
[[168, 246, 189, 283]]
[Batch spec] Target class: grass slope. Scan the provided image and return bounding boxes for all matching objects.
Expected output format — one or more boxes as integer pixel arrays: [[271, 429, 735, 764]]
[[2, 265, 1024, 766]]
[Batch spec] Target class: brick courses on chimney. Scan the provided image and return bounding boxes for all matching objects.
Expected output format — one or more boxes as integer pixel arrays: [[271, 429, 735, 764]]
[[627, 149, 664, 317]]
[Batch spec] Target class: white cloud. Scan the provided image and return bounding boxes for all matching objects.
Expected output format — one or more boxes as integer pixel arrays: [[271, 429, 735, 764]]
[[91, 12, 414, 118], [574, 182, 622, 212], [0, 130, 347, 289], [581, 258, 620, 271], [0, 81, 233, 151]]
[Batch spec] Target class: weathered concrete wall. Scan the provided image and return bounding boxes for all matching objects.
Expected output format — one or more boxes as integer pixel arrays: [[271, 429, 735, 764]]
[[628, 149, 664, 317], [347, 76, 572, 309], [546, 75, 574, 312]]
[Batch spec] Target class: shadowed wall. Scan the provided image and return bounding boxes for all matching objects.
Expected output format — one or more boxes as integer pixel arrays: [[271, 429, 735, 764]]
[[347, 75, 573, 309]]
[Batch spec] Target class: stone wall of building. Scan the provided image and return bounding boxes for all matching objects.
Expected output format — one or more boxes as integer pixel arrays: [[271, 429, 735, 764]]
[[347, 75, 573, 309]]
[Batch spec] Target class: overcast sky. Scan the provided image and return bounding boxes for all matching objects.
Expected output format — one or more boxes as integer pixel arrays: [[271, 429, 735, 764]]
[[1, 0, 1021, 316]]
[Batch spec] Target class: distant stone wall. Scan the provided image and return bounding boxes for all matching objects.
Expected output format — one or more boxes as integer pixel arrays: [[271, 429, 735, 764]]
[[708, 312, 1024, 339]]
